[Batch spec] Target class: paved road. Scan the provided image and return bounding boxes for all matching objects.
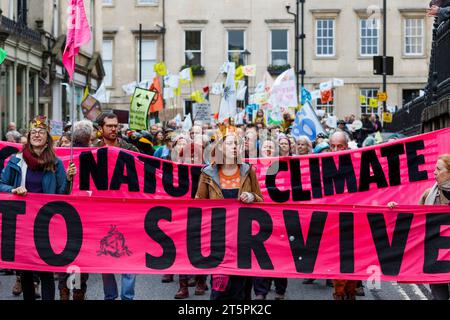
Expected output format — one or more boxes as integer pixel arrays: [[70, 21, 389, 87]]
[[0, 273, 433, 300]]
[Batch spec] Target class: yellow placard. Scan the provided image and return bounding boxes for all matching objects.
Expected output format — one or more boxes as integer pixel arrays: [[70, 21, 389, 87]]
[[359, 95, 367, 104], [383, 112, 393, 123], [369, 98, 379, 109], [377, 92, 387, 102]]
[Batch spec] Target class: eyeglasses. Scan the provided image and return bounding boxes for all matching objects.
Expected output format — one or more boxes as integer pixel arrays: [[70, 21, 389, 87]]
[[30, 130, 46, 136]]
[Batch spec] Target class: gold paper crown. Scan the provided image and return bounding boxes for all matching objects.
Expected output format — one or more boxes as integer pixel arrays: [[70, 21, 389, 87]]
[[30, 115, 49, 130], [216, 122, 238, 140]]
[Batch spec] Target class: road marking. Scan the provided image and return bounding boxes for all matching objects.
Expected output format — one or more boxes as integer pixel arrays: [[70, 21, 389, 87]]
[[391, 282, 411, 300], [410, 284, 428, 300]]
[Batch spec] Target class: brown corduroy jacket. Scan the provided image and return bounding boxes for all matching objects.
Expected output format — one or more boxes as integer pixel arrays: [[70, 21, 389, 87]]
[[195, 163, 263, 201], [419, 188, 450, 205]]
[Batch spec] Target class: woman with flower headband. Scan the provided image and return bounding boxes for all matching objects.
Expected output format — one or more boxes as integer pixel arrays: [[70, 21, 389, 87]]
[[0, 116, 76, 301], [195, 124, 263, 300]]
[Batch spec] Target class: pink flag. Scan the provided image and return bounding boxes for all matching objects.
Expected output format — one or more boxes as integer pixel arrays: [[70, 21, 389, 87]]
[[62, 0, 92, 80]]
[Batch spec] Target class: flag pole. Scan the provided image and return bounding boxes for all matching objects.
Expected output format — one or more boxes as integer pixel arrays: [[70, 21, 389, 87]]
[[70, 79, 76, 163]]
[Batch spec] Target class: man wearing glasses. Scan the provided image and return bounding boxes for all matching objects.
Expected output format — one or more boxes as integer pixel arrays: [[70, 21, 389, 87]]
[[94, 112, 139, 300]]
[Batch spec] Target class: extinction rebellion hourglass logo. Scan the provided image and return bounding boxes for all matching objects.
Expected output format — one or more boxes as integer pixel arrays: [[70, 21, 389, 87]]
[[97, 226, 133, 258]]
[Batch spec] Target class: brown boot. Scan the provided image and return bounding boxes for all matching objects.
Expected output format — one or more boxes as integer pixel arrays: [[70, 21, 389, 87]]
[[333, 293, 345, 300], [174, 280, 189, 299], [187, 277, 197, 287], [12, 276, 22, 296], [194, 277, 208, 296], [161, 274, 174, 283], [73, 289, 85, 301], [60, 287, 70, 300]]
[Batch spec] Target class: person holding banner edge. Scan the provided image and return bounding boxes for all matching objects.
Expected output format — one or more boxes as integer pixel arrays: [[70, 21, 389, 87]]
[[94, 112, 139, 300], [195, 124, 263, 300], [0, 116, 76, 300], [389, 154, 450, 300]]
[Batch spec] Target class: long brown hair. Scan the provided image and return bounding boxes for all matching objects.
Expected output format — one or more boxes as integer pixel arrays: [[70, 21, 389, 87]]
[[23, 130, 57, 172]]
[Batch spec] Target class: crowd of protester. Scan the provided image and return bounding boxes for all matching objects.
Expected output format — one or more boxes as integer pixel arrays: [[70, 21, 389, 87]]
[[0, 109, 407, 301]]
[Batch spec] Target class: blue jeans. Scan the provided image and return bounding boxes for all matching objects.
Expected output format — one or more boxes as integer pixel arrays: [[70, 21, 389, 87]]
[[102, 274, 136, 300]]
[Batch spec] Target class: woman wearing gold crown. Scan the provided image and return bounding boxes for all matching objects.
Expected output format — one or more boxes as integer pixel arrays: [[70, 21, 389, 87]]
[[195, 123, 263, 300], [0, 116, 76, 300]]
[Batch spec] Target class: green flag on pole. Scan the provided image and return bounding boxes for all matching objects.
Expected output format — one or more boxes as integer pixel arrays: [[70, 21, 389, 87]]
[[0, 48, 7, 65]]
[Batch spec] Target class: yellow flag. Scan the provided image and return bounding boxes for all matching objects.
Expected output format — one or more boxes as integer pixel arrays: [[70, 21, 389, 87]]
[[154, 62, 167, 76], [369, 98, 378, 108], [235, 66, 245, 81], [191, 90, 205, 103], [359, 95, 367, 104], [173, 87, 181, 96], [82, 86, 90, 101]]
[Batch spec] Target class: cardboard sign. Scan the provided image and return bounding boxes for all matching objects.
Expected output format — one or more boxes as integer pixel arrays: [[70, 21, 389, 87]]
[[193, 103, 212, 123], [49, 120, 64, 137], [81, 95, 102, 121], [129, 88, 156, 130], [383, 112, 393, 123]]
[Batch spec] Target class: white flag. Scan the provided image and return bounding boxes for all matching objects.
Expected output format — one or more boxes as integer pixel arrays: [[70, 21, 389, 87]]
[[165, 75, 180, 89], [235, 109, 245, 125], [326, 115, 337, 129], [182, 113, 193, 132], [269, 68, 298, 108], [333, 78, 345, 87], [255, 81, 265, 93], [179, 68, 192, 83], [174, 113, 182, 126], [211, 82, 224, 95], [236, 85, 247, 101], [122, 81, 138, 96], [163, 87, 174, 100], [218, 62, 237, 122], [220, 62, 232, 74], [92, 83, 110, 103], [319, 80, 333, 91], [292, 101, 326, 141]]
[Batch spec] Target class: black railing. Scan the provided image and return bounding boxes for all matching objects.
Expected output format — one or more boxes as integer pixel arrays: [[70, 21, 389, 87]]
[[0, 15, 41, 45], [386, 17, 450, 135]]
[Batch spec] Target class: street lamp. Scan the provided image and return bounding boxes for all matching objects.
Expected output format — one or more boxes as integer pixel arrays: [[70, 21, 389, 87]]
[[286, 0, 305, 92], [242, 49, 251, 107]]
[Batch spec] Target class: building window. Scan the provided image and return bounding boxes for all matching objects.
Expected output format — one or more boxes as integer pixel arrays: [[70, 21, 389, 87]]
[[316, 19, 335, 56], [17, 0, 27, 25], [315, 89, 335, 115], [403, 89, 421, 105], [137, 0, 156, 5], [137, 39, 157, 81], [228, 30, 245, 65], [185, 31, 202, 66], [360, 88, 379, 115], [404, 18, 424, 56], [271, 30, 288, 66], [184, 100, 193, 117], [102, 0, 113, 5], [360, 18, 379, 56], [102, 40, 113, 86]]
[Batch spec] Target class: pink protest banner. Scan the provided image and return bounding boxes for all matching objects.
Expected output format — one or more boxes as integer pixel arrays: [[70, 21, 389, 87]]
[[0, 193, 449, 282], [0, 128, 449, 204]]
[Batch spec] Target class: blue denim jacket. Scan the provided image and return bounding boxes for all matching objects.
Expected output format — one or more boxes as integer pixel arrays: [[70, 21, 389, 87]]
[[0, 154, 68, 195]]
